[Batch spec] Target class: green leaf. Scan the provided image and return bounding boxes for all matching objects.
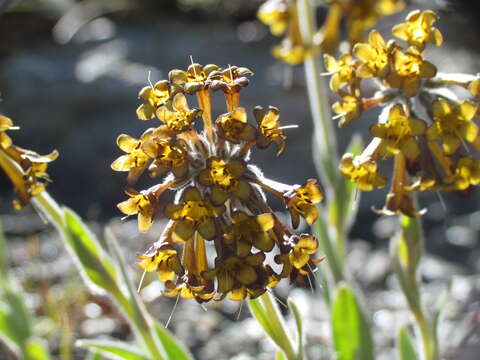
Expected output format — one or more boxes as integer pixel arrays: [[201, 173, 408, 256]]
[[287, 299, 303, 359], [24, 338, 51, 360], [397, 327, 418, 360], [276, 349, 287, 360], [86, 351, 105, 360], [63, 208, 119, 294], [154, 323, 194, 360], [248, 297, 277, 340], [0, 283, 32, 353], [332, 283, 374, 360], [77, 339, 149, 360]]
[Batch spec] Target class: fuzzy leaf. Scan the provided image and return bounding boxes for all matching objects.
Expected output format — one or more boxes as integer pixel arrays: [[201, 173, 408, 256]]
[[63, 209, 119, 294], [332, 283, 374, 360]]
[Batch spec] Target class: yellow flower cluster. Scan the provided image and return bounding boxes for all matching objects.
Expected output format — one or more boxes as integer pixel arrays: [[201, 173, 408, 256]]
[[257, 0, 310, 65], [325, 10, 480, 216], [257, 0, 404, 65], [112, 63, 324, 302], [0, 114, 58, 210]]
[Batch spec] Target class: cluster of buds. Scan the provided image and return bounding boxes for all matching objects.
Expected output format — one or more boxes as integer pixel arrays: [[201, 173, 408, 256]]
[[257, 0, 405, 65], [325, 9, 480, 216], [112, 63, 324, 302], [0, 114, 57, 210]]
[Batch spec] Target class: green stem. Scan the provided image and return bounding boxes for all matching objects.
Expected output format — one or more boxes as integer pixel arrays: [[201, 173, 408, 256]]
[[392, 214, 438, 360], [260, 292, 298, 360], [297, 0, 339, 192], [32, 192, 165, 360], [314, 211, 344, 284]]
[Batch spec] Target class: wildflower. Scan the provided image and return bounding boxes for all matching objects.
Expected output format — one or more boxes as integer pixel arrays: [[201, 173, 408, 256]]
[[323, 53, 357, 92], [339, 153, 387, 191], [426, 99, 478, 155], [165, 187, 224, 241], [392, 9, 443, 50], [0, 114, 57, 209], [156, 93, 201, 134], [198, 157, 251, 205], [444, 157, 480, 191], [327, 9, 480, 216], [285, 179, 323, 229], [117, 189, 156, 232], [386, 46, 437, 97], [111, 134, 151, 184], [216, 108, 257, 144], [137, 243, 184, 281], [113, 63, 323, 301], [257, 0, 291, 36], [136, 80, 171, 121], [224, 212, 275, 257], [353, 30, 390, 78], [254, 105, 287, 155], [370, 104, 426, 159], [332, 90, 363, 127]]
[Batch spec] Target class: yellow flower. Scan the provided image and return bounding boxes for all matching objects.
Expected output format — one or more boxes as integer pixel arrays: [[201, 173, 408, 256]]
[[169, 63, 219, 94], [323, 53, 357, 92], [216, 107, 257, 144], [253, 105, 286, 155], [386, 46, 437, 97], [136, 80, 171, 121], [257, 0, 291, 36], [392, 9, 443, 50], [198, 157, 251, 205], [468, 77, 480, 98], [426, 99, 478, 155], [141, 136, 189, 179], [339, 153, 387, 191], [163, 278, 214, 303], [444, 157, 480, 190], [353, 30, 391, 78], [224, 211, 275, 257], [332, 90, 363, 127], [276, 234, 321, 282], [137, 243, 184, 282], [285, 179, 323, 229], [202, 253, 266, 295], [165, 187, 225, 241], [208, 66, 253, 94], [272, 40, 308, 66], [111, 134, 151, 185], [156, 93, 201, 134], [370, 104, 426, 159], [117, 189, 156, 233]]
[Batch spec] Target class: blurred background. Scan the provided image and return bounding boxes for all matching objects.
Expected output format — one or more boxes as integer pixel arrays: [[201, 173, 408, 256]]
[[1, 0, 480, 359]]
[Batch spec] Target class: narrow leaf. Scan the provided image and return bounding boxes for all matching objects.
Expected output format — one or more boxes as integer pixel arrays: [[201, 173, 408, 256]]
[[332, 283, 374, 360], [63, 208, 119, 294], [397, 327, 418, 360], [24, 338, 51, 360], [0, 284, 32, 351], [154, 323, 194, 360], [288, 299, 304, 359], [77, 339, 149, 360], [275, 349, 287, 360]]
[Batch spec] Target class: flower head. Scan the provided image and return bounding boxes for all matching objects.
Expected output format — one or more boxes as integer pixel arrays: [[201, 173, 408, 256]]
[[392, 9, 443, 50], [113, 63, 323, 301], [0, 114, 57, 209], [327, 9, 480, 216]]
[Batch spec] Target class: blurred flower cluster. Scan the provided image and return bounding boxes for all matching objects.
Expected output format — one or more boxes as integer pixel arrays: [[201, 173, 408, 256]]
[[0, 113, 58, 210], [112, 63, 323, 302], [257, 0, 405, 64], [325, 10, 480, 216]]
